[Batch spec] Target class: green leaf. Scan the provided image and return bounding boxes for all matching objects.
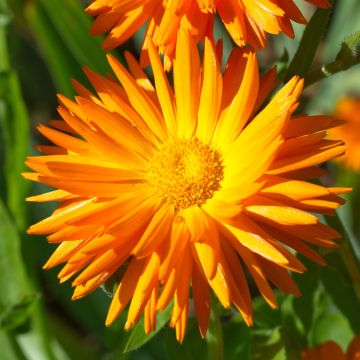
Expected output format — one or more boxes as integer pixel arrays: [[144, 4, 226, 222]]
[[16, 328, 69, 360], [309, 290, 354, 350], [165, 318, 207, 360], [0, 332, 27, 360], [253, 293, 284, 330], [0, 0, 30, 230], [278, 258, 323, 360], [0, 199, 37, 330], [23, 1, 87, 96], [47, 314, 99, 360], [0, 0, 11, 48], [222, 317, 250, 360], [37, 0, 110, 74], [0, 3, 61, 359], [251, 327, 286, 360], [292, 258, 321, 336], [280, 296, 304, 360], [321, 265, 360, 334], [285, 7, 331, 82], [122, 302, 173, 353], [1, 294, 39, 331], [22, 0, 115, 97], [0, 70, 30, 229]]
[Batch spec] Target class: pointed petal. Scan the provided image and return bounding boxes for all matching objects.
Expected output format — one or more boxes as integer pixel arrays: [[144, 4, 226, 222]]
[[173, 28, 201, 137], [196, 37, 222, 143]]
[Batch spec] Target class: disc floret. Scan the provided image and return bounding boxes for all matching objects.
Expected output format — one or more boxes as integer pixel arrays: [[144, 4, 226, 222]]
[[146, 138, 224, 209]]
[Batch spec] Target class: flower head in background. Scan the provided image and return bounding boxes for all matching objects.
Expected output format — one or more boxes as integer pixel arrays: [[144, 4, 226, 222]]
[[302, 335, 360, 360], [87, 0, 330, 68], [303, 341, 344, 360], [329, 97, 360, 172], [24, 30, 349, 342]]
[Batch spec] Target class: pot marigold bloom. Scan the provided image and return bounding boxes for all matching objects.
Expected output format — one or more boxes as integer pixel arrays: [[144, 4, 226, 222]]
[[329, 97, 360, 172], [87, 0, 330, 67], [25, 30, 348, 342], [302, 335, 360, 360], [302, 341, 344, 360], [302, 341, 346, 360], [348, 335, 360, 360]]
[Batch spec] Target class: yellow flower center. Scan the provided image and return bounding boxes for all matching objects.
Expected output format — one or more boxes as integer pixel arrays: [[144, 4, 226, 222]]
[[146, 138, 224, 209]]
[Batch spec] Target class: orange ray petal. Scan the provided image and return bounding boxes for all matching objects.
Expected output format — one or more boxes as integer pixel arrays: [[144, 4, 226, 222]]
[[196, 37, 222, 143], [173, 27, 201, 137], [106, 257, 146, 326], [107, 54, 167, 141], [126, 252, 160, 330], [245, 195, 319, 226], [192, 265, 211, 338]]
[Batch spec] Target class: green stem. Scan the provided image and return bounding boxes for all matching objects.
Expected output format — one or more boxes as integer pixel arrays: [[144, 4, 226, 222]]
[[325, 215, 360, 298], [305, 30, 360, 87], [284, 7, 330, 82], [304, 59, 358, 87], [206, 307, 224, 360], [339, 240, 360, 298]]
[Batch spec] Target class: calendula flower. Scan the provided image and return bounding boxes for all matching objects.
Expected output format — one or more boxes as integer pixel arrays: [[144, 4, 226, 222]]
[[302, 341, 346, 360], [329, 97, 360, 172], [87, 0, 330, 68], [302, 341, 344, 360], [348, 335, 360, 360], [25, 30, 348, 342], [302, 335, 360, 360]]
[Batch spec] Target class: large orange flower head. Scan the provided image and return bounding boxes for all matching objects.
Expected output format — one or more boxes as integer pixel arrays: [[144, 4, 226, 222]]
[[25, 30, 349, 342], [87, 0, 330, 67], [329, 97, 360, 172], [302, 335, 360, 360]]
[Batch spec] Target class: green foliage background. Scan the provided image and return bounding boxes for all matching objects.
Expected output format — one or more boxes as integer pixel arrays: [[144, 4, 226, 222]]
[[0, 0, 359, 359]]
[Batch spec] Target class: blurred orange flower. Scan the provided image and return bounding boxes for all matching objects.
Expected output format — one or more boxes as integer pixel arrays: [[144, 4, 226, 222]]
[[329, 97, 360, 172], [87, 0, 330, 68], [348, 335, 360, 360], [24, 31, 348, 342], [302, 335, 360, 360]]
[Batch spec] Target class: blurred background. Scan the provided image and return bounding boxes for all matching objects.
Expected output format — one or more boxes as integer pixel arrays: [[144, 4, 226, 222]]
[[0, 0, 360, 359]]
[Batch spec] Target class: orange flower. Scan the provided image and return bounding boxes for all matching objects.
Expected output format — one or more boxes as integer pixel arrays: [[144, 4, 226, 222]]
[[302, 335, 360, 360], [24, 31, 348, 342], [87, 0, 330, 68], [329, 97, 360, 172], [302, 341, 344, 360], [348, 335, 360, 360]]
